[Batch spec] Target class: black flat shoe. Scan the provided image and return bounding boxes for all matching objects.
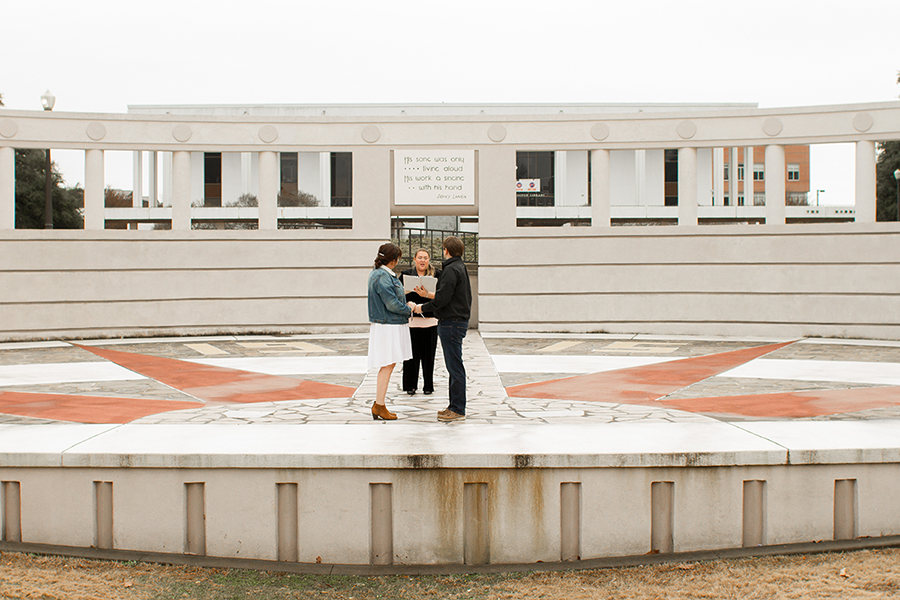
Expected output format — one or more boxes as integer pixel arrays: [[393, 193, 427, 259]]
[[423, 390, 433, 395], [406, 390, 416, 396]]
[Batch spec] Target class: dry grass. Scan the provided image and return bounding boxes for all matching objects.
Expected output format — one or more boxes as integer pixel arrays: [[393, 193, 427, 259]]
[[0, 548, 898, 600]]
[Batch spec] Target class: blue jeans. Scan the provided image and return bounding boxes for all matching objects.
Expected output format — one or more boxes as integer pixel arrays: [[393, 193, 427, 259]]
[[437, 319, 468, 415]]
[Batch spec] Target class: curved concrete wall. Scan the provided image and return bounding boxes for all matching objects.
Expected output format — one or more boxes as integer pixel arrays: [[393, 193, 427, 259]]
[[1, 422, 898, 568], [478, 223, 900, 339], [1, 102, 900, 341]]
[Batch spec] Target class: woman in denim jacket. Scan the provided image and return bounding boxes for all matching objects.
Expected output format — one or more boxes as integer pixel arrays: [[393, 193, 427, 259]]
[[367, 243, 413, 420]]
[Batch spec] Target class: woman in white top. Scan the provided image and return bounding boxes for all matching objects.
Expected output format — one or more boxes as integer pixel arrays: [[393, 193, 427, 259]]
[[366, 243, 413, 421]]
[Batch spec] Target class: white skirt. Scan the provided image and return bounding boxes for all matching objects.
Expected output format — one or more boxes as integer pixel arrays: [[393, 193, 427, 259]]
[[367, 323, 413, 369]]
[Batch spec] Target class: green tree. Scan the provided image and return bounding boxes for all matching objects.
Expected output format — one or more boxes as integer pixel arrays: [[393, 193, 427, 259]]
[[15, 149, 84, 229], [876, 72, 900, 221]]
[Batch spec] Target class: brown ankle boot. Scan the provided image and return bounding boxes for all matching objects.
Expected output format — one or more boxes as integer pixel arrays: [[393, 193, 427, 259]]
[[372, 402, 398, 421]]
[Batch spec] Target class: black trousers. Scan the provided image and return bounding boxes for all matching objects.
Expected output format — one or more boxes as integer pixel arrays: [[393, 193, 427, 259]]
[[402, 326, 438, 393]]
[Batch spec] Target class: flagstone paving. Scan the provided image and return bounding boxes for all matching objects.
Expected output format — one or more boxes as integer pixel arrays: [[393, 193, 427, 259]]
[[1, 332, 900, 425]]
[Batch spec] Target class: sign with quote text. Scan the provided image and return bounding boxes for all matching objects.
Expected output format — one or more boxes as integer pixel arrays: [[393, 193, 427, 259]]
[[395, 150, 475, 205]]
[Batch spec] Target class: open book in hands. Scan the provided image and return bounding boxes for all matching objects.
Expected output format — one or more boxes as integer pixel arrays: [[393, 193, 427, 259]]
[[402, 275, 437, 294]]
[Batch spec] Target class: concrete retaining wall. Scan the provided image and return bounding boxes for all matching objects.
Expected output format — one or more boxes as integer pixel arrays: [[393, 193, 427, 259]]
[[1, 423, 898, 567]]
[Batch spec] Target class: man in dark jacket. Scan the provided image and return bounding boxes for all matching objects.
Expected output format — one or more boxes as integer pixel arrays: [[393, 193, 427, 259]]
[[412, 236, 472, 422]]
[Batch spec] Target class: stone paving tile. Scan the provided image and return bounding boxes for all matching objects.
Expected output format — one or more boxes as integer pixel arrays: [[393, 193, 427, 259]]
[[0, 380, 199, 402], [0, 345, 96, 366]]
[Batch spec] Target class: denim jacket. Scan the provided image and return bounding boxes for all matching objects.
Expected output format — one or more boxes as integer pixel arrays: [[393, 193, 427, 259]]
[[368, 267, 412, 324]]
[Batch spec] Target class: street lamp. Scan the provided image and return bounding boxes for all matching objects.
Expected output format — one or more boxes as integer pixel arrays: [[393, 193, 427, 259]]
[[894, 169, 900, 222], [41, 90, 55, 229], [816, 189, 825, 206]]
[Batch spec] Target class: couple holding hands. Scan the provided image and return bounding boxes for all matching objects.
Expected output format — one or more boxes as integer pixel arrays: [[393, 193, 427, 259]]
[[366, 237, 472, 422]]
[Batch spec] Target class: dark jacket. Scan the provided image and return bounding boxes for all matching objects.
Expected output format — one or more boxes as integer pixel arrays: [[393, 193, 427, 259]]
[[421, 256, 471, 322], [401, 267, 441, 320]]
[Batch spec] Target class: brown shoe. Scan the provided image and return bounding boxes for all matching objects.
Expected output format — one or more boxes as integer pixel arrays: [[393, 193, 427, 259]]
[[438, 410, 465, 422], [437, 408, 451, 417], [372, 402, 398, 421]]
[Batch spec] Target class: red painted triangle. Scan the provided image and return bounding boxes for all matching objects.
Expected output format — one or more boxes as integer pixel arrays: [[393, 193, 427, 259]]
[[76, 345, 356, 405], [0, 391, 203, 424], [506, 341, 796, 403]]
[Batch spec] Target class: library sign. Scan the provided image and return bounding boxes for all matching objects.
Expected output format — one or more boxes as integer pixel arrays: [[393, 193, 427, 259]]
[[395, 150, 475, 205]]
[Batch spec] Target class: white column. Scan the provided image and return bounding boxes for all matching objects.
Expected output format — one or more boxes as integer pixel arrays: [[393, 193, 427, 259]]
[[728, 147, 738, 206], [712, 148, 724, 206], [678, 148, 697, 226], [0, 147, 14, 229], [148, 151, 158, 207], [591, 149, 610, 227], [132, 151, 143, 208], [171, 151, 192, 230], [744, 146, 754, 207], [634, 150, 646, 205], [855, 140, 876, 223], [241, 152, 252, 196], [258, 151, 278, 230], [697, 148, 713, 205], [765, 145, 786, 225], [84, 149, 105, 230], [162, 152, 173, 208], [554, 150, 567, 208], [319, 151, 331, 207]]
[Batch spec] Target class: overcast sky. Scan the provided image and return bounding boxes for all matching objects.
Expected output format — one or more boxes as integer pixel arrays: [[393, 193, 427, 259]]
[[3, 0, 899, 202]]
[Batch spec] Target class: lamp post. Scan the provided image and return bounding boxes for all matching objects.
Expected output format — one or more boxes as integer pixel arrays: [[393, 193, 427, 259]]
[[41, 90, 56, 228], [894, 169, 900, 222]]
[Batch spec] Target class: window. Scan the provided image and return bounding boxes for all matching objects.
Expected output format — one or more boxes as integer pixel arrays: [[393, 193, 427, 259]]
[[280, 152, 298, 192], [204, 152, 222, 206], [753, 164, 764, 181], [664, 149, 678, 206], [516, 151, 554, 207], [787, 163, 800, 181], [738, 164, 744, 181], [724, 165, 729, 181], [330, 152, 352, 207]]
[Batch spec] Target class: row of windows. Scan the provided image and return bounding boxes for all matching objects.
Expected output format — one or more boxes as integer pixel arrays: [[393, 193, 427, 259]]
[[724, 163, 801, 181], [202, 152, 352, 207]]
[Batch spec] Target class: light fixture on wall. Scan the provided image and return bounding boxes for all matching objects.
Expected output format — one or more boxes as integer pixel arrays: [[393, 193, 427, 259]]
[[41, 90, 55, 228], [893, 169, 900, 221]]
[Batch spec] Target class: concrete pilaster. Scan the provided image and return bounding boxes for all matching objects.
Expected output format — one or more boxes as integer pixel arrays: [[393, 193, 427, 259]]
[[257, 151, 278, 230], [0, 147, 14, 229], [590, 149, 611, 227], [349, 146, 391, 239], [765, 145, 786, 225], [477, 145, 517, 238], [171, 151, 192, 230], [854, 140, 876, 223], [84, 149, 105, 230], [678, 148, 698, 226]]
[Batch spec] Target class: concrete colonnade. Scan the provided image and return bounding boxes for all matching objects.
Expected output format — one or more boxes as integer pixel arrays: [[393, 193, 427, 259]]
[[0, 143, 882, 229]]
